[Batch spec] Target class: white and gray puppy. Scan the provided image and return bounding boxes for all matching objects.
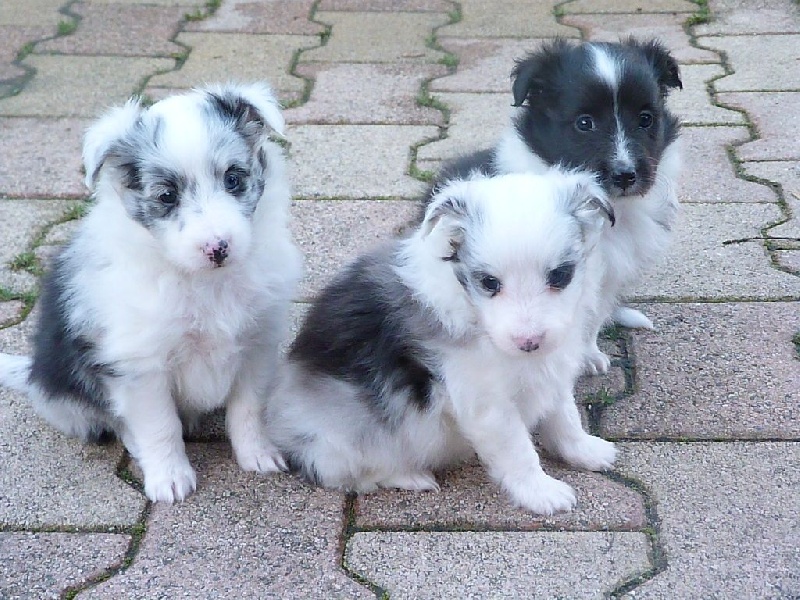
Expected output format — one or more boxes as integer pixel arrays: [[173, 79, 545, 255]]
[[0, 83, 303, 503], [266, 171, 616, 515]]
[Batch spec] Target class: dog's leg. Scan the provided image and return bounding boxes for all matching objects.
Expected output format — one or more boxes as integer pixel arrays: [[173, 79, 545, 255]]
[[376, 471, 440, 492], [583, 303, 612, 376], [538, 397, 616, 471], [111, 374, 197, 503], [226, 375, 286, 474]]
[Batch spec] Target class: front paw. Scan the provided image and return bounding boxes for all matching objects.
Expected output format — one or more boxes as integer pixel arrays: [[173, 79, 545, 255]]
[[234, 440, 287, 474], [378, 471, 440, 492], [583, 348, 611, 375], [559, 435, 617, 471], [143, 458, 197, 503], [504, 472, 576, 516]]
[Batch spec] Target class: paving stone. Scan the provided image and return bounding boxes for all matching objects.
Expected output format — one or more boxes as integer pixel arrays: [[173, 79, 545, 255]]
[[775, 250, 800, 272], [704, 34, 800, 91], [599, 303, 800, 440], [0, 26, 50, 80], [290, 199, 416, 299], [716, 92, 800, 161], [416, 92, 512, 173], [0, 55, 173, 117], [83, 443, 372, 599], [562, 13, 719, 63], [35, 2, 186, 57], [89, 0, 205, 5], [679, 126, 775, 203], [0, 300, 24, 328], [632, 203, 800, 300], [356, 457, 645, 531], [0, 118, 87, 198], [439, 0, 576, 38], [0, 320, 146, 528], [697, 0, 800, 35], [319, 0, 453, 10], [287, 63, 446, 125], [149, 32, 316, 102], [616, 442, 800, 598], [562, 0, 697, 13], [347, 531, 650, 598], [431, 38, 533, 93], [742, 160, 800, 240], [0, 532, 130, 599], [0, 199, 75, 293], [0, 0, 64, 28], [288, 124, 436, 198], [303, 12, 448, 63], [667, 64, 744, 125], [185, 0, 324, 35]]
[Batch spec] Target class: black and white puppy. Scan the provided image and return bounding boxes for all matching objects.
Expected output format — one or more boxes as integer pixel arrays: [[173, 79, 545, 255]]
[[430, 38, 682, 374], [266, 171, 616, 516], [0, 83, 303, 503]]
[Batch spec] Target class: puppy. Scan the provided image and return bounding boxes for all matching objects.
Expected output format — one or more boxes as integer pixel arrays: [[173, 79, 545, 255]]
[[429, 38, 682, 374], [266, 171, 616, 515], [0, 83, 303, 503]]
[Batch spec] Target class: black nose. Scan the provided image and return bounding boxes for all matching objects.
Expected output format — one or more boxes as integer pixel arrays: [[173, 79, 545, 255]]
[[211, 240, 229, 266], [612, 170, 636, 190]]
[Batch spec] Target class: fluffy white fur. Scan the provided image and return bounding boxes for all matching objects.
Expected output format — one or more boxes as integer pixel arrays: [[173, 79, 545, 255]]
[[0, 83, 302, 503]]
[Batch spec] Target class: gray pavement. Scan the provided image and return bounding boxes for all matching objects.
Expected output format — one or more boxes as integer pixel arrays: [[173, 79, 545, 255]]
[[0, 0, 798, 598]]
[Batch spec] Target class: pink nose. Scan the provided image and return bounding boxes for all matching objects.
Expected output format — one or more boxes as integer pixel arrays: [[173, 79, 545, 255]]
[[204, 239, 229, 266], [512, 334, 544, 353]]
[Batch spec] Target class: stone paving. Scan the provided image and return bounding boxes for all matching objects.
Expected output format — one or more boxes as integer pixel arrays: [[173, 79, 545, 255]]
[[0, 0, 798, 598]]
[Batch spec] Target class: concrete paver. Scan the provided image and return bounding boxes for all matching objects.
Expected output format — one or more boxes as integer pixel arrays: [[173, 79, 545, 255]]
[[0, 26, 50, 81], [318, 0, 453, 10], [0, 0, 64, 28], [185, 0, 324, 35], [440, 0, 576, 38], [563, 0, 697, 13], [697, 0, 800, 35], [0, 301, 24, 328], [716, 92, 800, 161], [616, 442, 800, 599], [600, 303, 800, 440], [347, 531, 650, 599], [0, 532, 130, 599], [705, 34, 800, 91], [743, 160, 800, 240], [431, 38, 536, 93], [667, 64, 745, 125]]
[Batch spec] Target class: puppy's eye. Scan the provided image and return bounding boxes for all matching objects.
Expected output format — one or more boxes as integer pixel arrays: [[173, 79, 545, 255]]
[[480, 274, 502, 296], [157, 189, 177, 205], [224, 169, 245, 193], [575, 115, 595, 132], [547, 263, 575, 290], [638, 111, 654, 129]]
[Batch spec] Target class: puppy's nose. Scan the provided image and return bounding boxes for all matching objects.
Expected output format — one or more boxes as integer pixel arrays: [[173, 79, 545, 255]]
[[513, 334, 544, 353], [612, 170, 636, 190], [205, 239, 229, 267]]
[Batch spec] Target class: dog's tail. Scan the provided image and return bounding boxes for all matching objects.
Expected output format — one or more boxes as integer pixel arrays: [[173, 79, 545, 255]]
[[0, 354, 32, 392]]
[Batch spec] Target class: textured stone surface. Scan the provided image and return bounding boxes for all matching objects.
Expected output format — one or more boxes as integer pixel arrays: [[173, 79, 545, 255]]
[[84, 444, 371, 599], [616, 442, 800, 598], [0, 55, 173, 117], [668, 64, 745, 125], [416, 92, 512, 172], [0, 26, 50, 80], [705, 34, 800, 91], [742, 160, 800, 239], [679, 126, 775, 203], [319, 0, 453, 10], [0, 118, 88, 199], [290, 199, 416, 299], [303, 12, 448, 63], [185, 0, 324, 34], [288, 124, 436, 198], [36, 2, 186, 56], [563, 13, 719, 63], [600, 303, 800, 440], [431, 38, 534, 93], [632, 203, 800, 300], [355, 458, 646, 531], [89, 0, 206, 5], [0, 300, 25, 328], [148, 32, 317, 100], [717, 92, 800, 161], [563, 0, 696, 13], [347, 531, 650, 598], [0, 532, 130, 599], [0, 0, 65, 28], [287, 63, 446, 125], [440, 0, 576, 38], [697, 0, 800, 35]]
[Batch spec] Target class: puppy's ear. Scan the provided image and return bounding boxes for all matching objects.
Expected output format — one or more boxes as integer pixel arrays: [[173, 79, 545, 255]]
[[205, 82, 285, 138], [82, 98, 143, 190], [562, 172, 615, 243], [420, 184, 475, 260], [627, 37, 682, 93], [510, 38, 570, 107]]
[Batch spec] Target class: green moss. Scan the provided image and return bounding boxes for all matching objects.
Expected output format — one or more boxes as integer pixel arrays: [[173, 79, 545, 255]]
[[686, 0, 711, 25], [57, 20, 77, 36]]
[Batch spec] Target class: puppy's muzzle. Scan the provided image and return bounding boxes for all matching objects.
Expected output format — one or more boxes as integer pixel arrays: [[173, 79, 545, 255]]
[[205, 239, 229, 267], [513, 334, 544, 353]]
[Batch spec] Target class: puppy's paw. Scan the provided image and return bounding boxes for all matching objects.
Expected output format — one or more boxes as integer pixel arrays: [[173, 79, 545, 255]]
[[379, 471, 440, 492], [612, 306, 654, 330], [234, 441, 287, 474], [505, 472, 576, 516], [559, 435, 617, 471], [583, 348, 611, 375], [143, 459, 197, 503]]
